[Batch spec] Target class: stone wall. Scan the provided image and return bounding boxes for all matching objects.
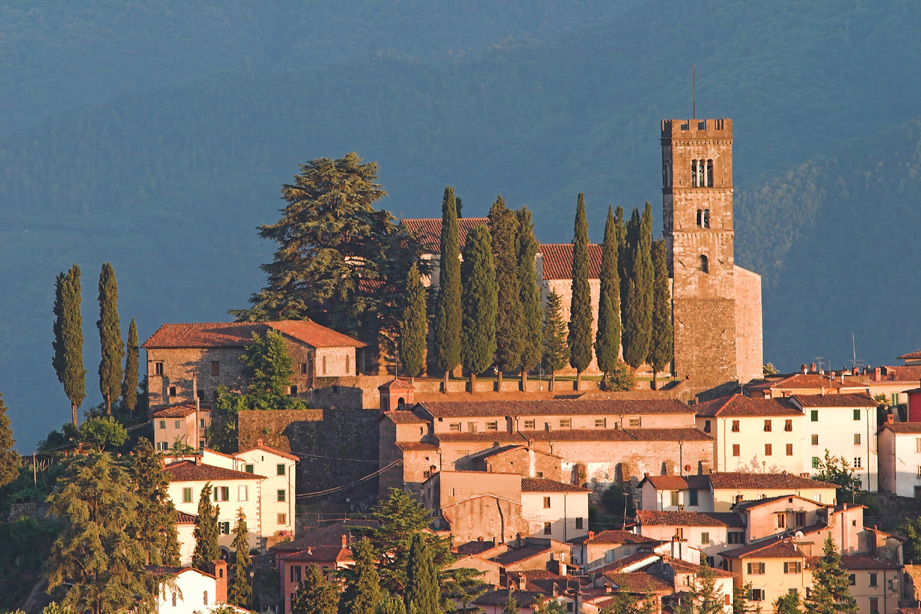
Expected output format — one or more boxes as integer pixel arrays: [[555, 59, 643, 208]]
[[441, 497, 529, 545], [673, 298, 738, 384]]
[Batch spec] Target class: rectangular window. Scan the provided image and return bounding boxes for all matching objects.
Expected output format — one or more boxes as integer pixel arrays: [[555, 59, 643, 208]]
[[486, 421, 498, 431], [169, 386, 177, 397], [916, 438, 921, 453], [159, 420, 166, 429], [784, 562, 802, 574], [869, 572, 878, 587], [675, 528, 684, 539], [543, 522, 551, 535], [747, 562, 765, 575], [559, 419, 572, 429], [701, 531, 710, 544], [182, 487, 192, 503], [154, 362, 164, 376], [811, 410, 818, 422], [812, 456, 821, 469], [731, 420, 740, 433], [219, 522, 230, 534], [245, 464, 254, 473], [543, 496, 551, 509], [575, 517, 583, 529], [278, 513, 287, 525], [157, 442, 168, 450], [671, 491, 680, 507], [849, 574, 856, 586], [689, 490, 699, 506], [732, 444, 740, 457], [291, 564, 302, 584], [916, 466, 921, 478], [628, 418, 641, 427], [300, 362, 308, 375], [728, 532, 743, 544], [795, 512, 806, 526], [853, 408, 861, 420], [854, 457, 862, 468], [776, 513, 786, 528], [449, 423, 461, 432], [322, 356, 327, 375], [765, 443, 772, 456], [346, 355, 350, 374], [468, 422, 478, 434], [211, 361, 220, 376], [751, 589, 763, 601], [703, 420, 711, 433], [174, 420, 181, 429], [812, 434, 819, 445], [277, 463, 286, 476], [784, 419, 793, 432], [595, 419, 606, 428], [764, 420, 772, 432], [854, 433, 861, 445], [278, 489, 286, 502], [200, 419, 206, 428], [238, 486, 248, 501], [214, 486, 230, 502], [523, 420, 535, 430], [786, 444, 793, 456], [870, 597, 879, 614]]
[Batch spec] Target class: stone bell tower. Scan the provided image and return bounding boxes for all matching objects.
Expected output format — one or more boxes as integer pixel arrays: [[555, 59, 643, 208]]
[[661, 118, 739, 382]]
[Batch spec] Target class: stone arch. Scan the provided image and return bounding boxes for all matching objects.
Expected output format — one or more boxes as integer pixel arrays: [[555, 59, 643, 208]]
[[699, 254, 709, 273]]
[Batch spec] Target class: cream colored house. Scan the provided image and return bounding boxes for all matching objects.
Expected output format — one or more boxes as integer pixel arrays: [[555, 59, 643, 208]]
[[841, 555, 901, 614], [153, 402, 211, 451], [154, 561, 242, 614], [234, 442, 298, 541], [722, 537, 810, 609], [878, 421, 921, 498], [569, 530, 660, 571], [176, 511, 197, 566], [520, 477, 590, 543], [636, 510, 742, 566], [695, 394, 804, 474]]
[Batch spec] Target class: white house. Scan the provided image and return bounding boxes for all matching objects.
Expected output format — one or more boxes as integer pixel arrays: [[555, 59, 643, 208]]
[[520, 477, 590, 544], [878, 421, 921, 498], [154, 561, 251, 614]]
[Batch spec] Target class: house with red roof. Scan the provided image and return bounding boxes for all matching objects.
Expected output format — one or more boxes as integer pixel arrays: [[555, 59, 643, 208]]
[[878, 420, 921, 498], [152, 401, 211, 451]]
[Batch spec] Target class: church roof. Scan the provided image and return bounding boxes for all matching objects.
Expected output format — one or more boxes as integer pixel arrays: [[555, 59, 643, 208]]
[[401, 218, 489, 255], [539, 244, 603, 280]]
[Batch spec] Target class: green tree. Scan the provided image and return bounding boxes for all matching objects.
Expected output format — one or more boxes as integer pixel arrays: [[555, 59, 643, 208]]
[[433, 186, 462, 388], [460, 226, 497, 388], [404, 533, 441, 614], [243, 329, 296, 400], [375, 598, 407, 614], [603, 590, 657, 614], [732, 582, 755, 614], [42, 602, 78, 614], [541, 290, 568, 391], [0, 394, 18, 489], [648, 238, 673, 388], [901, 515, 921, 563], [45, 452, 154, 614], [814, 450, 862, 503], [614, 206, 628, 327], [129, 438, 179, 566], [441, 566, 486, 613], [192, 482, 220, 572], [339, 537, 382, 614], [52, 264, 85, 427], [568, 194, 594, 386], [121, 318, 139, 417], [400, 263, 427, 380], [502, 591, 519, 614], [773, 592, 802, 614], [622, 205, 653, 369], [675, 565, 725, 614], [455, 196, 462, 219], [229, 508, 252, 607], [291, 563, 340, 614], [96, 263, 123, 417], [596, 206, 621, 378], [804, 535, 858, 614], [517, 207, 543, 388], [76, 416, 127, 451], [488, 195, 523, 387]]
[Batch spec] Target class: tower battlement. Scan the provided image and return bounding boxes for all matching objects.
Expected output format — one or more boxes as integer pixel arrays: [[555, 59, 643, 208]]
[[661, 118, 732, 138]]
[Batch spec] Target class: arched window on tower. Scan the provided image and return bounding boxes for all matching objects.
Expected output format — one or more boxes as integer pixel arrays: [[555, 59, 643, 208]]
[[691, 160, 698, 187], [696, 209, 703, 227], [698, 159, 705, 188], [699, 255, 709, 274], [703, 209, 710, 229], [707, 159, 714, 187]]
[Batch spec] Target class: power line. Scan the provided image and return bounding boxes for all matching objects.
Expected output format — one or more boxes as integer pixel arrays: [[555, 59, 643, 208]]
[[293, 451, 382, 464], [295, 460, 401, 499]]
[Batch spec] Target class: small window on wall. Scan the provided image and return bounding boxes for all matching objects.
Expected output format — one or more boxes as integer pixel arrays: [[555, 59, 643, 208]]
[[732, 444, 740, 457], [211, 361, 220, 376], [219, 522, 230, 535], [575, 517, 583, 529], [290, 385, 298, 396], [278, 513, 287, 525], [699, 255, 709, 273], [702, 209, 710, 228], [524, 419, 536, 430], [707, 160, 714, 187], [853, 409, 861, 421], [731, 420, 740, 432], [543, 522, 552, 535], [300, 362, 308, 375], [346, 355, 350, 374], [322, 356, 327, 375], [277, 463, 286, 476], [543, 496, 551, 509], [169, 386, 177, 397], [155, 362, 164, 376]]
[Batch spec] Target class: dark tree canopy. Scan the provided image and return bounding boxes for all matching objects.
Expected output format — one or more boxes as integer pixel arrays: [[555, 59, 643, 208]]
[[338, 537, 382, 614], [400, 263, 427, 379], [649, 238, 673, 383], [517, 207, 543, 376], [404, 533, 441, 614], [192, 482, 220, 572], [97, 263, 123, 417], [77, 416, 127, 452], [460, 226, 497, 378], [541, 290, 568, 387], [622, 204, 653, 369], [596, 205, 621, 376], [488, 195, 524, 377], [433, 186, 462, 378], [229, 508, 252, 607], [291, 563, 339, 614], [568, 194, 593, 376], [0, 394, 18, 489], [804, 535, 858, 614], [53, 264, 85, 426], [129, 438, 179, 567], [242, 329, 296, 399], [121, 318, 139, 416]]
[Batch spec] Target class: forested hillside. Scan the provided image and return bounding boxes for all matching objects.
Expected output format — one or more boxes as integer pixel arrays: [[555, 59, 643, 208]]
[[3, 0, 921, 448]]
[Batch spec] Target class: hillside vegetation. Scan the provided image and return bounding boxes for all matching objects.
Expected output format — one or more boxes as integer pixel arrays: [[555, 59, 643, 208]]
[[3, 0, 921, 447]]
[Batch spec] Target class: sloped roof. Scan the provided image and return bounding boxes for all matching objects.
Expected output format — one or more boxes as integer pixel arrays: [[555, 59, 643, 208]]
[[636, 510, 741, 527], [840, 555, 900, 570], [722, 536, 804, 559], [378, 378, 415, 391], [570, 530, 658, 545], [695, 394, 801, 417], [539, 243, 603, 280], [176, 511, 197, 524], [266, 320, 366, 348], [899, 350, 921, 360], [402, 217, 489, 254], [521, 477, 591, 493], [152, 402, 212, 418], [792, 393, 876, 408], [605, 571, 673, 593], [381, 411, 428, 424], [731, 494, 825, 512], [238, 440, 300, 462], [164, 460, 264, 482], [418, 399, 692, 418], [142, 320, 364, 349], [747, 373, 842, 391], [490, 545, 550, 567], [708, 472, 837, 491], [882, 422, 921, 434], [638, 474, 710, 491]]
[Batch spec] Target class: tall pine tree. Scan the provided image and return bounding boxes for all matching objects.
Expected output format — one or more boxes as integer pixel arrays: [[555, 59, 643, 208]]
[[622, 205, 653, 369], [460, 226, 497, 389], [340, 537, 382, 614], [129, 438, 180, 566], [595, 205, 621, 378], [433, 186, 462, 388], [649, 239, 673, 389], [488, 195, 523, 387], [122, 318, 139, 417], [568, 194, 593, 387], [541, 291, 568, 391], [400, 263, 427, 380], [229, 508, 252, 608], [614, 206, 628, 326], [52, 264, 85, 426], [405, 533, 441, 614], [517, 207, 542, 388], [804, 535, 858, 614], [291, 564, 339, 614], [192, 482, 220, 572], [97, 263, 123, 417], [0, 394, 18, 489]]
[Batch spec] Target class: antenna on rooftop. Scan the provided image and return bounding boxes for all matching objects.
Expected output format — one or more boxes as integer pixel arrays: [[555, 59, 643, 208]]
[[850, 333, 865, 370], [692, 65, 696, 119]]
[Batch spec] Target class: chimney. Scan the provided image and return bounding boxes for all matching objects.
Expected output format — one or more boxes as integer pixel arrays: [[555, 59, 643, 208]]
[[853, 367, 859, 376], [874, 368, 882, 382], [887, 413, 894, 425], [208, 559, 228, 604], [810, 363, 817, 373], [307, 546, 313, 556], [192, 373, 198, 403], [341, 534, 348, 549], [194, 455, 202, 466], [801, 364, 808, 375], [587, 531, 595, 540]]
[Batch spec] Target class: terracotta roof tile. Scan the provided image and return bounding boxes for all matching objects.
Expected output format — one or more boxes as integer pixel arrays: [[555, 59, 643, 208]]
[[882, 422, 921, 434], [490, 545, 551, 567], [598, 551, 661, 573], [418, 399, 692, 418], [875, 365, 921, 382], [278, 545, 352, 563], [177, 511, 197, 523], [732, 494, 824, 512], [708, 472, 837, 491], [627, 428, 711, 442], [142, 320, 363, 349], [454, 540, 501, 557], [381, 411, 428, 424], [539, 243, 603, 280], [840, 555, 900, 570], [722, 536, 804, 559], [164, 460, 264, 482], [152, 402, 212, 418], [396, 442, 440, 451], [272, 520, 377, 552], [792, 393, 876, 408], [899, 351, 921, 360], [636, 510, 740, 527], [662, 556, 736, 577], [378, 378, 415, 390], [238, 440, 299, 462], [521, 478, 591, 493], [402, 218, 490, 254], [639, 474, 709, 490], [267, 320, 366, 348], [695, 394, 801, 417], [746, 373, 842, 391], [570, 530, 658, 545], [605, 571, 673, 593], [435, 428, 708, 445]]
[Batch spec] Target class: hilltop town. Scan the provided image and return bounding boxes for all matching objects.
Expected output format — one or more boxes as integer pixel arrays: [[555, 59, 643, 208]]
[[4, 118, 921, 614]]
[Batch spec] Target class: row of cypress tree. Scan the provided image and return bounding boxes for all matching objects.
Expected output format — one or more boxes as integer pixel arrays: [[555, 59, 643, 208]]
[[52, 263, 140, 424]]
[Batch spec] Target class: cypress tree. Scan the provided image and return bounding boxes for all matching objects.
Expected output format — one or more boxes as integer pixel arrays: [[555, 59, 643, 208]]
[[52, 264, 85, 426], [291, 564, 340, 614], [501, 591, 520, 614], [488, 195, 523, 387], [129, 438, 180, 566], [375, 598, 407, 614], [340, 538, 382, 614], [568, 194, 593, 386], [622, 205, 653, 369], [97, 263, 123, 417], [0, 394, 18, 489], [122, 318, 139, 417], [229, 508, 252, 607], [404, 533, 441, 614], [460, 226, 497, 390], [595, 205, 621, 378], [517, 207, 542, 388], [400, 263, 427, 380], [192, 482, 220, 572], [804, 535, 858, 614], [649, 239, 673, 389], [614, 206, 627, 326], [433, 186, 462, 388], [541, 291, 568, 391], [455, 196, 463, 219]]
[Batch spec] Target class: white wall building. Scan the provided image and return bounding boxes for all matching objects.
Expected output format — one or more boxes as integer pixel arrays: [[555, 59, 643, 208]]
[[520, 477, 590, 543], [878, 421, 921, 498]]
